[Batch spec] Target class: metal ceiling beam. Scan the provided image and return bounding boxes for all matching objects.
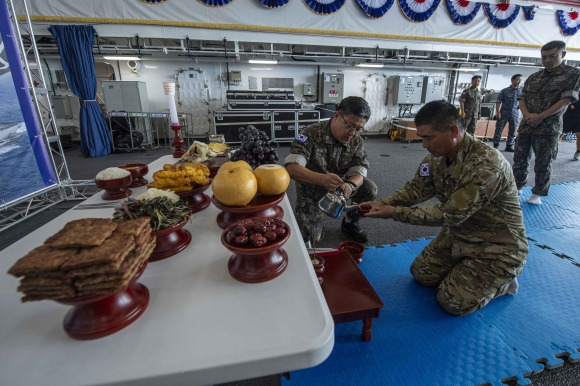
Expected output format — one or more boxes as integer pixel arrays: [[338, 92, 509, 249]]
[[25, 34, 577, 69]]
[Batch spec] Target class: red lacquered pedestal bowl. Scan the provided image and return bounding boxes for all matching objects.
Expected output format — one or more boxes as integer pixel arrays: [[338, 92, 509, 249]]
[[212, 193, 285, 229], [118, 163, 149, 188], [56, 263, 149, 340], [95, 174, 133, 200], [149, 219, 192, 261], [338, 241, 365, 264], [221, 217, 291, 283], [177, 183, 211, 214]]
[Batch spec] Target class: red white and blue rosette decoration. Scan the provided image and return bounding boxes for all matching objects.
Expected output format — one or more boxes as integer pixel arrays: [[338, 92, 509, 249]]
[[483, 3, 519, 29], [557, 10, 580, 36], [522, 5, 536, 20], [303, 0, 346, 14], [355, 0, 395, 19], [198, 0, 233, 6], [256, 0, 289, 8], [398, 0, 441, 22], [445, 0, 480, 25]]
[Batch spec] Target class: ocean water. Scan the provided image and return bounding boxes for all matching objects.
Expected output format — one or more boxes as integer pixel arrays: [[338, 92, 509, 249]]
[[0, 73, 47, 205]]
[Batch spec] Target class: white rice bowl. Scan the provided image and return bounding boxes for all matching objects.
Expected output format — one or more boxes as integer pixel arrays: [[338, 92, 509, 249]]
[[95, 167, 131, 180]]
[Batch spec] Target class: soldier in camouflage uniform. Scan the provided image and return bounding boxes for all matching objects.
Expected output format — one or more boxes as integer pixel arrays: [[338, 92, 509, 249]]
[[513, 40, 580, 205], [459, 75, 482, 135], [492, 73, 523, 152], [284, 96, 378, 245], [361, 101, 528, 315]]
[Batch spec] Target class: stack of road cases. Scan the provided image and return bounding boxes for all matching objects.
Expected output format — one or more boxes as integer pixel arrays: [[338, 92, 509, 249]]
[[226, 91, 302, 111], [213, 111, 273, 144], [213, 110, 320, 144]]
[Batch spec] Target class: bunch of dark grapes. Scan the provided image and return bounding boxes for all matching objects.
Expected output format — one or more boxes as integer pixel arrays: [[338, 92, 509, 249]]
[[229, 125, 279, 168]]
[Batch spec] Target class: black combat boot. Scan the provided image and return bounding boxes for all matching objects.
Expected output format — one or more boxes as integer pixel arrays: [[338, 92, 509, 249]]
[[341, 218, 368, 243]]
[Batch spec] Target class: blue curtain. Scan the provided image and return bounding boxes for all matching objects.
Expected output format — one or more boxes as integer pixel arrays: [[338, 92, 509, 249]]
[[49, 25, 112, 157]]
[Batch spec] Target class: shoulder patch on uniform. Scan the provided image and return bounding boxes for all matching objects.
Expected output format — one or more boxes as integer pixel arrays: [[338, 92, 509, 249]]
[[295, 133, 308, 143], [419, 162, 430, 177]]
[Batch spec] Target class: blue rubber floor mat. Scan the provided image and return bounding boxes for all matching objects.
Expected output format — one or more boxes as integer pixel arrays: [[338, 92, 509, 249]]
[[519, 183, 580, 231], [285, 183, 580, 385], [478, 243, 580, 372], [286, 244, 536, 386], [399, 236, 435, 256], [532, 182, 580, 210], [526, 227, 580, 266]]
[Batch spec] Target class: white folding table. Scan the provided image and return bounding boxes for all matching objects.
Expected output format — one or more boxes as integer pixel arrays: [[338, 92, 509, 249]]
[[0, 155, 334, 386]]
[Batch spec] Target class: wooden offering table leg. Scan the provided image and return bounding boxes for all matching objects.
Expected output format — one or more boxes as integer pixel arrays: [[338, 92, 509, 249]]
[[362, 318, 373, 342]]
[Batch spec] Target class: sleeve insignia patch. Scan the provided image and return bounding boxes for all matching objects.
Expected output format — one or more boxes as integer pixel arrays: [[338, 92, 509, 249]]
[[295, 133, 308, 143], [419, 162, 430, 177]]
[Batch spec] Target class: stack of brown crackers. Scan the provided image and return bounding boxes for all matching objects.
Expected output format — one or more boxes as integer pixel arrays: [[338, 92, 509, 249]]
[[7, 217, 156, 302]]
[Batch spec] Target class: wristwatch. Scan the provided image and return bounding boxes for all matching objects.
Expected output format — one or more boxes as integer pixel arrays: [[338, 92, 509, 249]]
[[343, 179, 357, 190]]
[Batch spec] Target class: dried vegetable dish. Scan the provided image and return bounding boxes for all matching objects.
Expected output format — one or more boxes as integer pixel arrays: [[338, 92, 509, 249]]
[[113, 195, 191, 231]]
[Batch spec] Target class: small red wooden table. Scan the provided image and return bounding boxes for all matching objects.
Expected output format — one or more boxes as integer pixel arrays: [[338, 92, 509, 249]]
[[313, 249, 384, 341]]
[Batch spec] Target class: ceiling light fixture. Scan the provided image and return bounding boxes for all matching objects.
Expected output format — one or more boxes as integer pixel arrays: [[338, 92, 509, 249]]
[[457, 67, 480, 72], [248, 59, 278, 64], [356, 62, 384, 68], [102, 56, 141, 61]]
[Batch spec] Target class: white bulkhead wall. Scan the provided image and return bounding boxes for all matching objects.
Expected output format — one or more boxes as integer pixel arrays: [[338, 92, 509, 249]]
[[110, 59, 541, 135], [20, 0, 580, 136]]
